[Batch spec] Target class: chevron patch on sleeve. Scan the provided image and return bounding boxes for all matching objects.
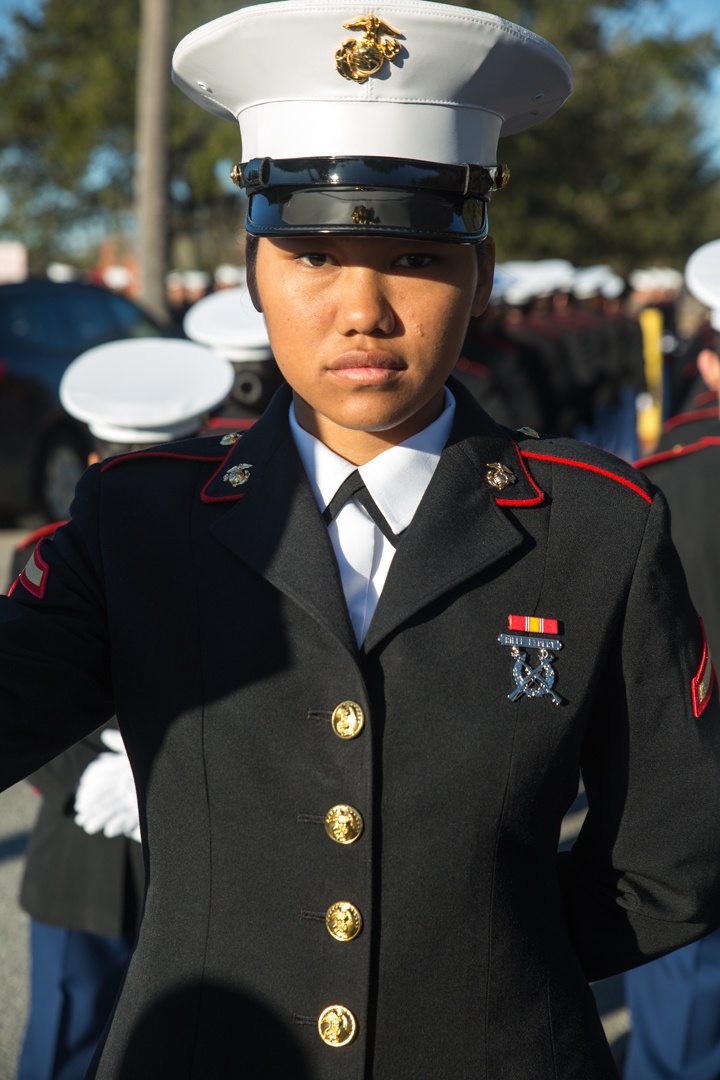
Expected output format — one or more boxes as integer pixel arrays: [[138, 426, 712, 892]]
[[18, 544, 50, 599], [692, 620, 716, 718]]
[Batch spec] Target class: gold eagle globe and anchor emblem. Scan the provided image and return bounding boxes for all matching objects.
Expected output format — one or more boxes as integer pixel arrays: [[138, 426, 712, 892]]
[[485, 462, 517, 492], [222, 463, 253, 488], [335, 14, 403, 82]]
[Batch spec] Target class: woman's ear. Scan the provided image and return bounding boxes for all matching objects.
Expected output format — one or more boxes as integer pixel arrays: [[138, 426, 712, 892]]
[[471, 235, 496, 318], [696, 348, 720, 394]]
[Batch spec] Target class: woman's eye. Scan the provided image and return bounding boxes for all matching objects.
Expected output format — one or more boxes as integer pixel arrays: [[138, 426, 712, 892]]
[[395, 254, 433, 269], [298, 253, 334, 267]]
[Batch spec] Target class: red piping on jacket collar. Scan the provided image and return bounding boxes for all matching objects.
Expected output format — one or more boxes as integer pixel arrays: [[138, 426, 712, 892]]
[[522, 450, 653, 505], [99, 448, 245, 503], [200, 445, 248, 503], [495, 441, 545, 507], [662, 407, 718, 433], [635, 435, 720, 471]]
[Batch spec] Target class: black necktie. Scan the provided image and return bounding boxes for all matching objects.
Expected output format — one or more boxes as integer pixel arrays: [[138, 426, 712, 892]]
[[322, 470, 402, 548]]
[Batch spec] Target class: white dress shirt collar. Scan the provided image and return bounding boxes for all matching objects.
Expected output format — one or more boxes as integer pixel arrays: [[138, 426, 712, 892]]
[[289, 387, 456, 530]]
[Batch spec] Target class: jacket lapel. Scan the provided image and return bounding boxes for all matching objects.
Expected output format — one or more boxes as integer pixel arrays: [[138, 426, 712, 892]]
[[363, 383, 541, 652], [208, 381, 545, 657], [208, 388, 357, 655]]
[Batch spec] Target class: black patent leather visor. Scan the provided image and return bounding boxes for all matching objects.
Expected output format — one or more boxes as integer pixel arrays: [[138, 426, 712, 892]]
[[245, 188, 488, 243]]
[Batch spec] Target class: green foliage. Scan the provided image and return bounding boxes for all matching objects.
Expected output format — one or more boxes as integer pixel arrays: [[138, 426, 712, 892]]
[[457, 0, 720, 270], [0, 0, 241, 265], [0, 0, 719, 272]]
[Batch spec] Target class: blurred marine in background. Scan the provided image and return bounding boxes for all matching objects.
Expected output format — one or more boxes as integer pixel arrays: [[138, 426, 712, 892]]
[[11, 339, 234, 1080], [626, 240, 720, 1080]]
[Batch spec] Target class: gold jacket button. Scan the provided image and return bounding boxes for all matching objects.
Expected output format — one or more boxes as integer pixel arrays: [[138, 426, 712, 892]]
[[325, 901, 363, 942], [324, 804, 364, 845], [318, 1004, 357, 1047], [331, 700, 365, 740]]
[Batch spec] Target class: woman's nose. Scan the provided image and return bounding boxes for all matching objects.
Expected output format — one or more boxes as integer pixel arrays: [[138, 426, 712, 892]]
[[334, 269, 395, 336]]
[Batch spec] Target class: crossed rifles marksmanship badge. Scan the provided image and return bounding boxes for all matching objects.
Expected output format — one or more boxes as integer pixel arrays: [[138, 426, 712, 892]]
[[499, 615, 564, 706]]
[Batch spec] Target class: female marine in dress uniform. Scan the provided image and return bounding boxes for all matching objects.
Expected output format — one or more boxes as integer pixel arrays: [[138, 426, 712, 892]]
[[1, 4, 720, 1078]]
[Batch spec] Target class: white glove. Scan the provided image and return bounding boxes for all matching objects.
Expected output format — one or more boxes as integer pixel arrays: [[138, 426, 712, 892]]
[[74, 728, 141, 843]]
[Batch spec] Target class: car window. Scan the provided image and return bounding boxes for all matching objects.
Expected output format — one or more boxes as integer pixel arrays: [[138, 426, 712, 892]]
[[0, 286, 164, 358], [104, 293, 164, 338], [0, 294, 71, 354], [56, 290, 156, 350]]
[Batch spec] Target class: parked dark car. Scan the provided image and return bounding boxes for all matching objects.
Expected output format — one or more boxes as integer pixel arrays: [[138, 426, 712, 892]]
[[0, 279, 169, 522]]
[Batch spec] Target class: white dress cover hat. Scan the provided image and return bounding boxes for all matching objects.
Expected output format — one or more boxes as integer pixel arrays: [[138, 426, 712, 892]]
[[172, 0, 572, 242], [685, 240, 720, 331], [183, 285, 272, 363], [60, 339, 235, 443]]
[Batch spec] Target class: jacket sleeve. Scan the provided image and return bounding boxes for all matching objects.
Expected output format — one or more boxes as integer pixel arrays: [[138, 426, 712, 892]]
[[557, 489, 720, 981], [0, 465, 115, 791]]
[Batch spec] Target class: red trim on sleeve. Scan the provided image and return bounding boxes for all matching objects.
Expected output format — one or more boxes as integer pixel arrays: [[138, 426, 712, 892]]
[[496, 442, 545, 507], [521, 451, 653, 504], [692, 620, 716, 718]]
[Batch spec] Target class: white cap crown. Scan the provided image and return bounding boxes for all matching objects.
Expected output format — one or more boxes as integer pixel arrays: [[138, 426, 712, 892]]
[[172, 0, 572, 166]]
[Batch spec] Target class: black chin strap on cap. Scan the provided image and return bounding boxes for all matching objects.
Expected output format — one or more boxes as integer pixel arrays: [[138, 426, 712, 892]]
[[232, 156, 509, 243]]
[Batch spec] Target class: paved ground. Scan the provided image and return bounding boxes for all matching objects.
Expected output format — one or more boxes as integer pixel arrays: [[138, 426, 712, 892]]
[[0, 530, 26, 592], [0, 783, 36, 1079]]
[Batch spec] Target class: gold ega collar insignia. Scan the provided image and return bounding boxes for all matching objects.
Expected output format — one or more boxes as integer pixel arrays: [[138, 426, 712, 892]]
[[486, 462, 517, 492], [223, 463, 252, 488], [335, 14, 403, 83]]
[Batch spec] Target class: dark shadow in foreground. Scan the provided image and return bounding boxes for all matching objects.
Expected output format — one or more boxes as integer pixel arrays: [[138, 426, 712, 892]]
[[88, 981, 312, 1079]]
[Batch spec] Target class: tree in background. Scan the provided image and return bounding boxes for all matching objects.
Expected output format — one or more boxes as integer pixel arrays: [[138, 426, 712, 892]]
[[0, 0, 242, 280], [464, 0, 720, 271], [0, 0, 718, 280]]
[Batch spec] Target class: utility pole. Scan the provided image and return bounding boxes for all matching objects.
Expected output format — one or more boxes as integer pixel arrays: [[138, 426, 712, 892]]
[[134, 0, 172, 324]]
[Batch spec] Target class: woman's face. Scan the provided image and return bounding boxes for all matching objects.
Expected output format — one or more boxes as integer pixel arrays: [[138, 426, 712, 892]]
[[251, 234, 494, 460]]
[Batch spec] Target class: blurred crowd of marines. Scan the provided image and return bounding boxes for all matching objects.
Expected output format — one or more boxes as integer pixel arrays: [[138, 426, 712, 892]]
[[457, 259, 707, 462]]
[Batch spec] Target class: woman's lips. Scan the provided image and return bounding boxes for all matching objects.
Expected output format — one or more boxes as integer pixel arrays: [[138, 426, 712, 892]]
[[327, 352, 406, 383]]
